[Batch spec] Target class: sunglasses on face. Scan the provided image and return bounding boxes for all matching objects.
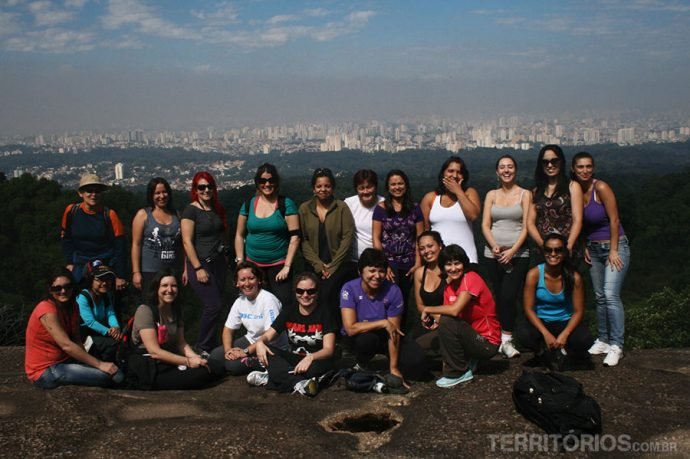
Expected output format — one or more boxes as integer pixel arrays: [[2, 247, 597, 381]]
[[196, 184, 215, 191], [542, 158, 561, 167], [50, 283, 74, 293], [81, 187, 103, 194], [256, 177, 276, 185], [545, 247, 565, 254], [295, 287, 318, 296]]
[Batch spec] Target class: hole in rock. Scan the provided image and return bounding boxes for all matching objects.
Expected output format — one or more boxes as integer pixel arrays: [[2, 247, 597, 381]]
[[327, 412, 400, 434]]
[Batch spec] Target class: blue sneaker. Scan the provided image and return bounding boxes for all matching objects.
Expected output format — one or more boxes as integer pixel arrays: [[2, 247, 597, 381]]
[[469, 359, 478, 373], [435, 369, 474, 388]]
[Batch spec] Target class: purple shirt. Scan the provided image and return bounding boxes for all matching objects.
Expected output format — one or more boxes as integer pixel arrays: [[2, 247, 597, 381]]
[[372, 204, 423, 270], [583, 182, 625, 241], [339, 278, 404, 324]]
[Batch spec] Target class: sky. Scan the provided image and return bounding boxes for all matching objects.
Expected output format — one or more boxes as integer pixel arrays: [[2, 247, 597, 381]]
[[1, 0, 689, 135]]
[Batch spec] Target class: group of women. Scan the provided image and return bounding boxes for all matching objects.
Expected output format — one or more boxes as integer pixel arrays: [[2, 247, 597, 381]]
[[26, 145, 629, 392]]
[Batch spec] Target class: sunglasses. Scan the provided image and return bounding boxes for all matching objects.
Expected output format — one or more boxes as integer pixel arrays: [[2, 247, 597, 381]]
[[542, 158, 561, 167], [196, 184, 215, 191], [544, 247, 565, 255], [256, 177, 276, 185], [81, 187, 103, 194], [295, 287, 318, 296], [50, 283, 74, 293]]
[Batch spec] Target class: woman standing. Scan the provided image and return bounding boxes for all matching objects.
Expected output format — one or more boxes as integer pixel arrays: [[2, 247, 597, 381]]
[[420, 245, 501, 388], [481, 155, 531, 358], [373, 170, 423, 314], [76, 260, 122, 363], [250, 272, 338, 397], [60, 173, 127, 290], [131, 177, 184, 295], [25, 268, 123, 389], [572, 152, 630, 367], [420, 156, 481, 264], [413, 230, 445, 349], [181, 171, 228, 353], [344, 169, 384, 267], [516, 233, 593, 370], [234, 163, 300, 307], [299, 168, 355, 316], [127, 268, 212, 390], [208, 261, 287, 376], [527, 145, 583, 255]]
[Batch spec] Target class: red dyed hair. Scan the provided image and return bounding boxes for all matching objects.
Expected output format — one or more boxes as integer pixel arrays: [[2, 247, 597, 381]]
[[190, 171, 227, 229]]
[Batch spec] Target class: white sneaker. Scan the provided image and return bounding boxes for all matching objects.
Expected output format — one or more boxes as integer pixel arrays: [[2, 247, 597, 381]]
[[499, 340, 521, 358], [588, 339, 611, 355], [247, 370, 269, 386], [293, 378, 318, 396], [603, 345, 623, 367]]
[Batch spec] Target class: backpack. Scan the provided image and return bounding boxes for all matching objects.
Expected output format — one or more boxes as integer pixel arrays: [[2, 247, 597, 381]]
[[243, 195, 287, 220], [513, 370, 602, 437], [64, 202, 113, 239], [333, 368, 409, 394]]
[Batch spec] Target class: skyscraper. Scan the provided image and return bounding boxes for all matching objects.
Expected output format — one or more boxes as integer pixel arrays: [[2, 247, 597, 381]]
[[114, 163, 124, 181]]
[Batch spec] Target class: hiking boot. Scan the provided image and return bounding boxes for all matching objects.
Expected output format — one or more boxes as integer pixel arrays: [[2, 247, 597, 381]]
[[603, 345, 623, 367], [293, 378, 318, 396], [246, 370, 269, 387], [500, 340, 521, 358], [435, 369, 474, 388], [588, 339, 610, 355]]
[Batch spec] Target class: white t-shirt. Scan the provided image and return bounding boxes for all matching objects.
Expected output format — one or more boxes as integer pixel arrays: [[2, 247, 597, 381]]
[[225, 289, 284, 344], [344, 194, 385, 261]]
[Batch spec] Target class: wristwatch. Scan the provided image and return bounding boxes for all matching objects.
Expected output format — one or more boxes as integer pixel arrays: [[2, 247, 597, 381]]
[[234, 257, 242, 264], [242, 347, 250, 354]]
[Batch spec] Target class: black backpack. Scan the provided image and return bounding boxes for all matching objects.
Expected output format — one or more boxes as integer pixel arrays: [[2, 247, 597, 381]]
[[513, 370, 602, 437], [244, 195, 287, 219]]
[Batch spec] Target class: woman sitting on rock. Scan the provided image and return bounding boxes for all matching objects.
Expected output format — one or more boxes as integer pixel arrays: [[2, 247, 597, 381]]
[[248, 272, 338, 396], [420, 244, 500, 389], [208, 261, 287, 376], [516, 233, 593, 370], [127, 268, 212, 390]]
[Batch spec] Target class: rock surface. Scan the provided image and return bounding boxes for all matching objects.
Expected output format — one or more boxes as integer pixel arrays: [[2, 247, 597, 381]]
[[1, 347, 688, 457]]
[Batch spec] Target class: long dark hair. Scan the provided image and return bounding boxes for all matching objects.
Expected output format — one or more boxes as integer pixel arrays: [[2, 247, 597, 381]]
[[543, 232, 576, 298], [254, 163, 281, 191], [436, 156, 470, 194], [146, 268, 182, 323], [384, 169, 414, 217], [44, 267, 78, 306], [533, 145, 569, 201], [146, 177, 175, 213]]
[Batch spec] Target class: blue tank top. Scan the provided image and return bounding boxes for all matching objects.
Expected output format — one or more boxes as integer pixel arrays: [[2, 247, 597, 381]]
[[535, 264, 572, 323]]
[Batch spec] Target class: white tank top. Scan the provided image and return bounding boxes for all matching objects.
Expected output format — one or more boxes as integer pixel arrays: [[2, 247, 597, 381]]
[[429, 194, 478, 263]]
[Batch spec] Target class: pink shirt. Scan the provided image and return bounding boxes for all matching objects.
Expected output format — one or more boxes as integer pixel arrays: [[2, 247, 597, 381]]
[[443, 272, 501, 345]]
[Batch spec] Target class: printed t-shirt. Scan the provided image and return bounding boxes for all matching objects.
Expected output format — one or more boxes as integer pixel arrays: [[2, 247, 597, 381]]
[[271, 304, 338, 355]]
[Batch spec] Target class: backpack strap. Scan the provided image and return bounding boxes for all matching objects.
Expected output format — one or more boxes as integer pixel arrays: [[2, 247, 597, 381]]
[[244, 195, 287, 219], [65, 203, 113, 240]]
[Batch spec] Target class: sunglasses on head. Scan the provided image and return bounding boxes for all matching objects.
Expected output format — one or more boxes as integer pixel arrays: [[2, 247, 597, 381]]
[[544, 246, 565, 254], [50, 283, 74, 293], [256, 177, 276, 185], [295, 287, 317, 296], [196, 184, 215, 191], [542, 158, 561, 167]]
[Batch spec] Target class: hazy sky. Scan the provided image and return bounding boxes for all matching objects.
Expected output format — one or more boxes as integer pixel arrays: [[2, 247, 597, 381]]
[[1, 0, 689, 135]]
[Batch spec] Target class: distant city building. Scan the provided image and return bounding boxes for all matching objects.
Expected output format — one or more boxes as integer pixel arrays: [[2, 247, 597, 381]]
[[114, 163, 124, 181]]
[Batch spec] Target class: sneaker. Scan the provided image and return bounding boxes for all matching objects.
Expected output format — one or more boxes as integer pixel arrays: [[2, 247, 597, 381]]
[[435, 369, 474, 388], [588, 339, 610, 355], [603, 345, 623, 367], [246, 370, 269, 387], [469, 359, 479, 374], [499, 340, 521, 358], [293, 378, 318, 396]]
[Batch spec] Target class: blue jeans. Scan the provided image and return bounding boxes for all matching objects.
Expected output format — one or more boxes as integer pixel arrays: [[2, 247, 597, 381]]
[[34, 362, 123, 389], [587, 237, 630, 348]]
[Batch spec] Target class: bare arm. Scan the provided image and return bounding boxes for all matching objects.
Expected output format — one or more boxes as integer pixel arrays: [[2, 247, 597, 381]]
[[130, 209, 147, 289], [555, 272, 585, 348], [276, 214, 300, 281], [596, 180, 625, 271], [568, 181, 584, 252], [423, 290, 473, 317], [481, 190, 499, 252], [341, 307, 402, 338], [522, 268, 555, 347], [140, 327, 204, 368], [526, 201, 543, 248], [420, 192, 434, 230], [233, 214, 247, 262], [39, 313, 118, 375]]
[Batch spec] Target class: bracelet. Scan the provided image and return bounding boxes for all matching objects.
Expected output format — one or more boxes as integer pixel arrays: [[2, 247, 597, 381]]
[[194, 265, 203, 271], [132, 271, 141, 274]]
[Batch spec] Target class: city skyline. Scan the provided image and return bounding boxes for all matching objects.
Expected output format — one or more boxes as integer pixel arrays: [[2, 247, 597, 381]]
[[1, 0, 689, 135]]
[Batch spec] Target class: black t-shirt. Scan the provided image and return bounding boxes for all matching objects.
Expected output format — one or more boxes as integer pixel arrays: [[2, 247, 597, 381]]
[[271, 305, 337, 355]]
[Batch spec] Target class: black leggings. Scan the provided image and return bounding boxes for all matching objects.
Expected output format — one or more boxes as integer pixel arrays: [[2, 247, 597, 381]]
[[515, 318, 593, 359], [486, 257, 530, 333], [266, 347, 334, 392], [257, 263, 294, 310]]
